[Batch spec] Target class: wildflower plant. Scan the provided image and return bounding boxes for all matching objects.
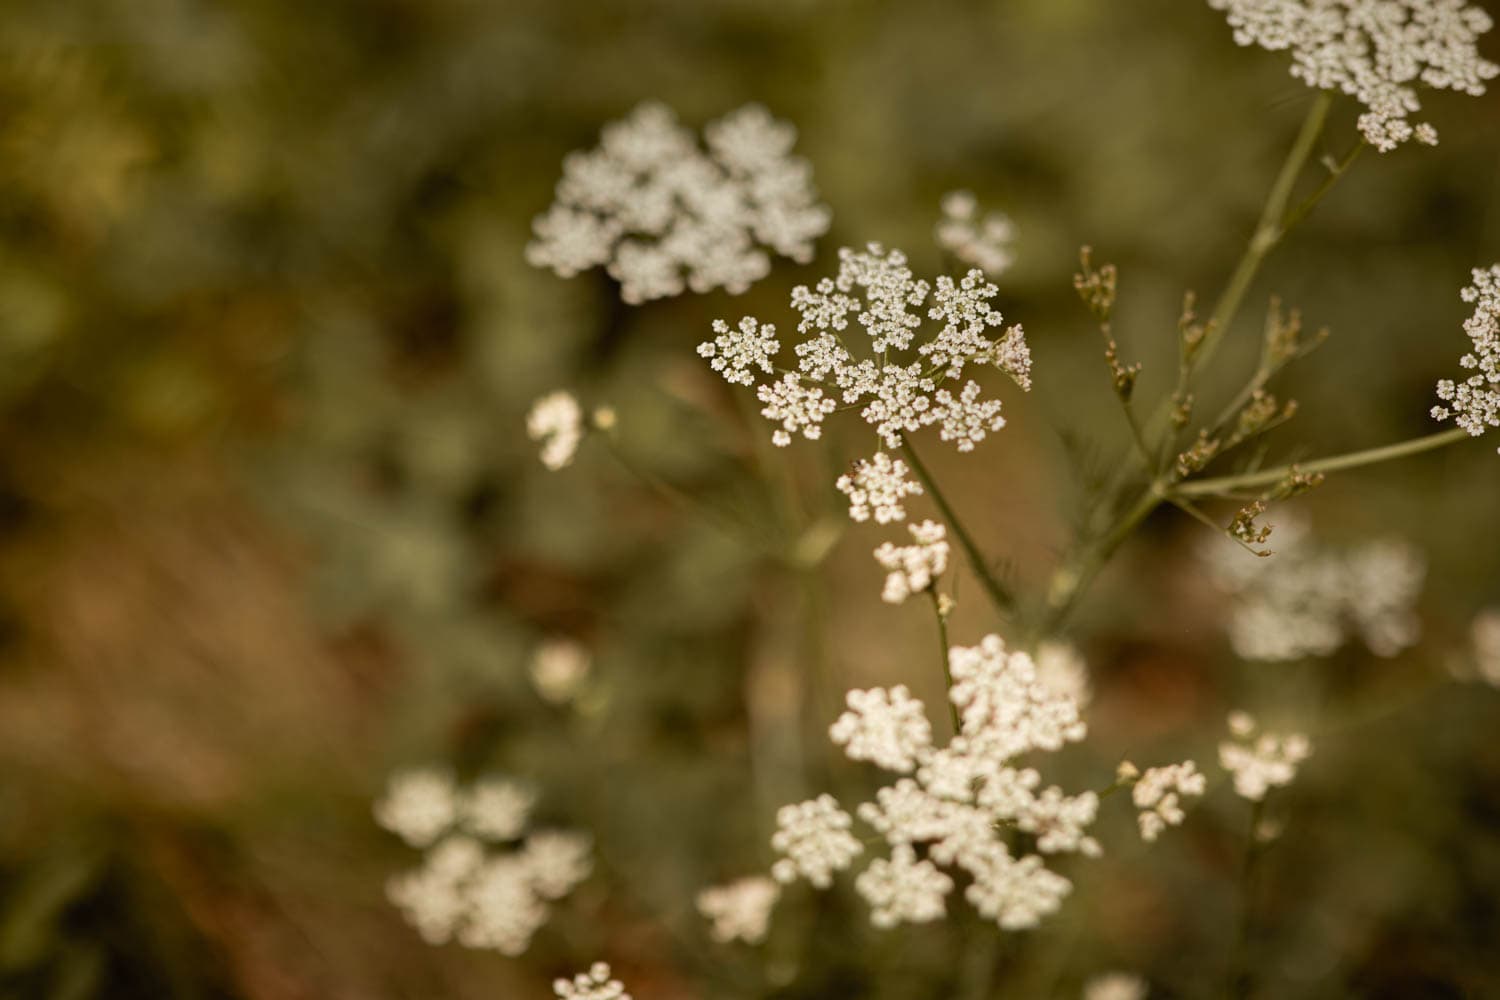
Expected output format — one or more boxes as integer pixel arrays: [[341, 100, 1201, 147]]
[[527, 102, 830, 303], [458, 0, 1497, 993]]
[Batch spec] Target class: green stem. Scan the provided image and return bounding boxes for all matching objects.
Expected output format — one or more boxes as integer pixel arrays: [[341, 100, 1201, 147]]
[[1041, 481, 1167, 634], [1176, 427, 1472, 498], [927, 588, 961, 734], [899, 436, 1016, 618], [1194, 91, 1335, 378], [1229, 798, 1267, 999]]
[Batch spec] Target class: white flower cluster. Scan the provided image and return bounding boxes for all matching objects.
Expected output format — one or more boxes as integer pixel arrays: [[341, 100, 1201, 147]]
[[1219, 712, 1313, 801], [527, 391, 585, 471], [698, 243, 1032, 452], [696, 876, 781, 944], [830, 684, 934, 771], [835, 451, 924, 524], [376, 770, 591, 954], [1473, 609, 1500, 687], [750, 634, 1093, 935], [530, 638, 592, 705], [526, 102, 829, 303], [935, 190, 1016, 277], [1132, 761, 1206, 842], [1432, 263, 1500, 452], [554, 963, 631, 1000], [854, 844, 955, 928], [1204, 517, 1425, 660], [770, 794, 863, 889], [873, 520, 950, 604], [1207, 0, 1498, 151], [1083, 972, 1149, 1000]]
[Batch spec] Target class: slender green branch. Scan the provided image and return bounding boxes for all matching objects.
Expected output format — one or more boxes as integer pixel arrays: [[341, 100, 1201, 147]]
[[1229, 798, 1268, 999], [926, 588, 961, 734], [1176, 427, 1471, 498], [1041, 481, 1167, 633], [1281, 140, 1365, 233], [1193, 91, 1335, 378], [899, 436, 1016, 618]]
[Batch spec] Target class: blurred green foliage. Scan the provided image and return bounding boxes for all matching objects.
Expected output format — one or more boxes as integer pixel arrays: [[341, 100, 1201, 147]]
[[0, 1, 1497, 998]]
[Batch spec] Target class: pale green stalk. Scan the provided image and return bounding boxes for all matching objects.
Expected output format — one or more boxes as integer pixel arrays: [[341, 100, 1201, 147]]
[[1176, 427, 1471, 498], [899, 436, 1017, 618]]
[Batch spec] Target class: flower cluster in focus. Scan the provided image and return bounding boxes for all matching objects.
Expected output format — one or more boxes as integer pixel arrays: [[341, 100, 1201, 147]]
[[1432, 263, 1500, 452], [1206, 0, 1498, 151], [375, 770, 592, 954], [698, 243, 1032, 451], [731, 634, 1096, 935], [527, 102, 830, 303]]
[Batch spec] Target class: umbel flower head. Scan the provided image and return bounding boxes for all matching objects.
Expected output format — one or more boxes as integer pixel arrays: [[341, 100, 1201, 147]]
[[526, 102, 830, 303], [732, 634, 1096, 937], [698, 242, 1033, 452], [1432, 263, 1500, 452], [1207, 0, 1498, 151], [376, 770, 592, 955]]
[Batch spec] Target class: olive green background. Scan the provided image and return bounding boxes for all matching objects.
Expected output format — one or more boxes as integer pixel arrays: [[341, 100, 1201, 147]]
[[0, 1, 1497, 998]]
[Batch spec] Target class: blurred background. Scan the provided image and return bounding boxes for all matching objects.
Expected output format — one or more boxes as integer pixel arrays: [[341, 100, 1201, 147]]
[[0, 0, 1497, 997]]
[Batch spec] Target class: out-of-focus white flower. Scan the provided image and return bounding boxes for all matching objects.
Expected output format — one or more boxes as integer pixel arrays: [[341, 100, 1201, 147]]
[[1207, 0, 1498, 151], [1433, 264, 1500, 451], [829, 685, 934, 772], [530, 638, 591, 704], [964, 844, 1074, 930], [855, 844, 955, 927], [460, 777, 536, 842], [874, 519, 949, 604], [527, 102, 829, 303], [935, 190, 1016, 277], [770, 794, 863, 888], [1219, 713, 1313, 801], [554, 962, 631, 1000], [379, 771, 591, 955], [1203, 516, 1425, 661], [1034, 640, 1093, 707], [521, 830, 593, 900], [1474, 609, 1500, 686], [835, 451, 924, 524], [526, 391, 584, 471], [384, 835, 483, 944], [375, 768, 459, 848], [458, 854, 550, 954], [1133, 761, 1206, 842], [696, 876, 780, 944], [1083, 971, 1149, 1000]]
